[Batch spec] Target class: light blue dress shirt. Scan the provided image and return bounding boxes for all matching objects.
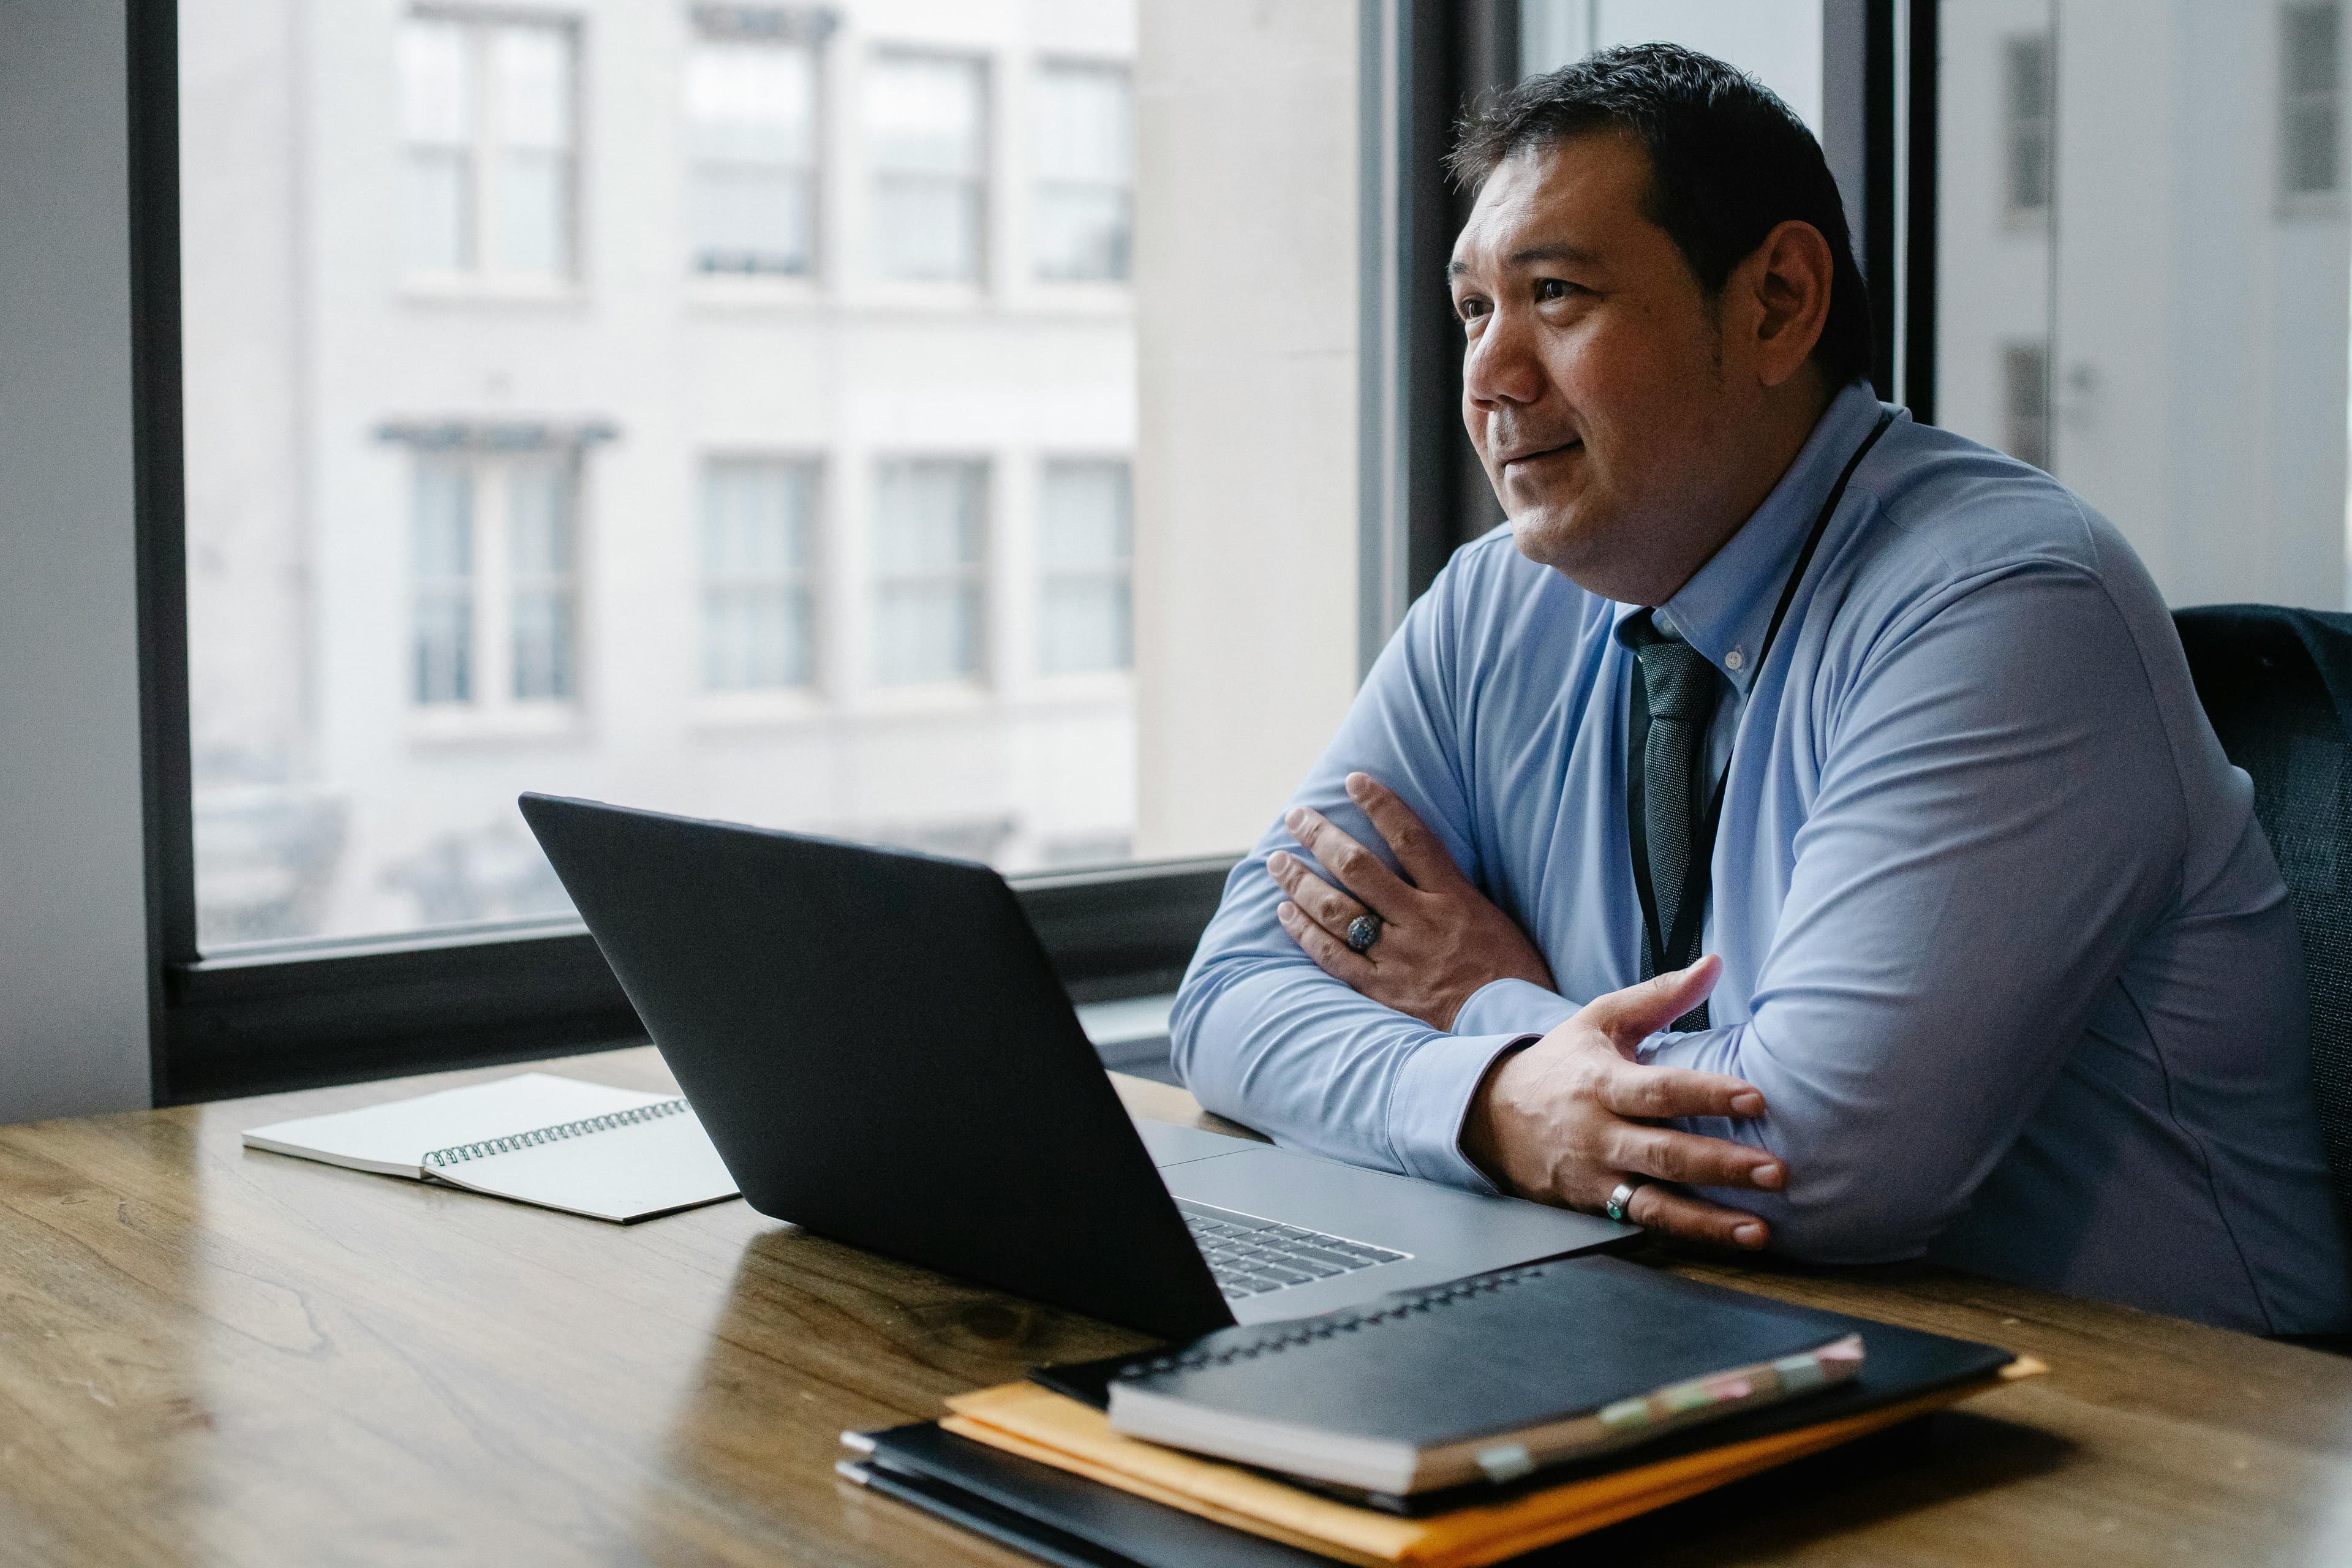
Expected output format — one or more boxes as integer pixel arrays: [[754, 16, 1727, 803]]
[[1172, 381, 2352, 1335]]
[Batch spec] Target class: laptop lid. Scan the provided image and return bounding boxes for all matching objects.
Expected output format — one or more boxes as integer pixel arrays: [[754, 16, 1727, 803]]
[[519, 793, 1236, 1341]]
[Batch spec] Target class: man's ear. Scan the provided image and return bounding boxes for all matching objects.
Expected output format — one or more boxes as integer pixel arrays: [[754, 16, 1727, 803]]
[[1742, 219, 1834, 389]]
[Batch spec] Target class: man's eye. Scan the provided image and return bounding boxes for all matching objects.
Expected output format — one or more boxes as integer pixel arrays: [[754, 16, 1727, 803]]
[[1535, 278, 1578, 302], [1455, 296, 1491, 323]]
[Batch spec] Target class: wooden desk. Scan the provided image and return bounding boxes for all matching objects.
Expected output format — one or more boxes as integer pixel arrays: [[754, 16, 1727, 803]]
[[4, 1049, 2351, 1567]]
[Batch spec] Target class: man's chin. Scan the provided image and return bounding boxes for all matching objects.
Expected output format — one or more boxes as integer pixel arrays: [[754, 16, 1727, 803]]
[[1506, 505, 1602, 573]]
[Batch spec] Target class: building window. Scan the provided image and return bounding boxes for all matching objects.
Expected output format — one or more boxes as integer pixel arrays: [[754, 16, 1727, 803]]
[[703, 458, 819, 690], [684, 21, 821, 275], [410, 453, 579, 708], [412, 461, 476, 703], [1038, 459, 1132, 674], [2002, 342, 2051, 473], [2001, 34, 2054, 221], [872, 459, 986, 685], [1033, 62, 1133, 282], [398, 12, 577, 281], [864, 51, 987, 282], [2283, 3, 2343, 197]]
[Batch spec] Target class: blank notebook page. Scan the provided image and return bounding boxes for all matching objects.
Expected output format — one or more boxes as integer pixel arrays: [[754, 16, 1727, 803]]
[[431, 1106, 740, 1222]]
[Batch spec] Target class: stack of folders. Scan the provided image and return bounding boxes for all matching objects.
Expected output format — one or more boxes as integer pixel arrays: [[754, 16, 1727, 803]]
[[839, 1257, 2043, 1567]]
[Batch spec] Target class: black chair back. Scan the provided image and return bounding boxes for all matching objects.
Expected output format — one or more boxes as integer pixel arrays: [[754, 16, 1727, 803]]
[[2176, 605, 2352, 1228]]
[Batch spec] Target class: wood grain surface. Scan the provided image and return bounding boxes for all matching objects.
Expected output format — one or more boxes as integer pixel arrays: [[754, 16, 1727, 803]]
[[0, 1048, 2347, 1566]]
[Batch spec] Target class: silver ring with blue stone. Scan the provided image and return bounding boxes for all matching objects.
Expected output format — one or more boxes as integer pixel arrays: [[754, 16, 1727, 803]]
[[1345, 913, 1383, 954], [1605, 1180, 1643, 1223]]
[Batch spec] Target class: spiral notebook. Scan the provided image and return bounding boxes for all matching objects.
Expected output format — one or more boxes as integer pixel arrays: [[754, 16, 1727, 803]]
[[1086, 1259, 1866, 1496], [241, 1071, 740, 1223]]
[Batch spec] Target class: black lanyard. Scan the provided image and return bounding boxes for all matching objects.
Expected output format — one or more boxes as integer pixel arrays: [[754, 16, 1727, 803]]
[[1626, 407, 1899, 977]]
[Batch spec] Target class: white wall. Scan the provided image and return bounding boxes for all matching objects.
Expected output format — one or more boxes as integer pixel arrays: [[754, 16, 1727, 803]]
[[0, 1, 158, 1119]]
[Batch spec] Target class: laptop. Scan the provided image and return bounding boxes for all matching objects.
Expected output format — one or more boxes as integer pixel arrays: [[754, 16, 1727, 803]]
[[519, 794, 1636, 1340]]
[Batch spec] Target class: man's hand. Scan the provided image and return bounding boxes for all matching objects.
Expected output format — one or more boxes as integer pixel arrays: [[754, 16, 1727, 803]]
[[1271, 772, 1555, 1030], [1463, 956, 1782, 1250]]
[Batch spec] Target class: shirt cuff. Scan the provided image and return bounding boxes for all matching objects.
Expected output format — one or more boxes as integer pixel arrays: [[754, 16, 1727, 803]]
[[1387, 1030, 1539, 1196], [1452, 976, 1579, 1039]]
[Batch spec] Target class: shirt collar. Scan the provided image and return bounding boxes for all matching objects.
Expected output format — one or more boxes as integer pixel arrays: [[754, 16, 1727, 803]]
[[1611, 379, 1890, 693]]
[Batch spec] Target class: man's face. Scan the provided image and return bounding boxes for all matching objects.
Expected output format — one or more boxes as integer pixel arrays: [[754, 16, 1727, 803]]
[[1450, 134, 1764, 599]]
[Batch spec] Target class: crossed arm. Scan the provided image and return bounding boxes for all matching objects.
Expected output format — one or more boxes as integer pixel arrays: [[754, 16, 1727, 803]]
[[1177, 560, 2186, 1261], [1272, 772, 1784, 1248]]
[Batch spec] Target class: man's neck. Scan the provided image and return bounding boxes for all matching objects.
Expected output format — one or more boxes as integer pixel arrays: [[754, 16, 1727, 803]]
[[1635, 374, 1838, 608]]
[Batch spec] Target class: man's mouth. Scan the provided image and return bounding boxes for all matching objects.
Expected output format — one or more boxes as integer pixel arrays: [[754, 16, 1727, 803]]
[[1500, 440, 1581, 474]]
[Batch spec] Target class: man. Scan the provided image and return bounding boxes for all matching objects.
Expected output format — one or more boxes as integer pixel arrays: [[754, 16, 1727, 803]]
[[1170, 44, 2350, 1335]]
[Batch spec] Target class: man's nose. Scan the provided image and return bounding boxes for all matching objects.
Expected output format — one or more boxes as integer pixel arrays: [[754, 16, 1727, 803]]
[[1463, 306, 1545, 410]]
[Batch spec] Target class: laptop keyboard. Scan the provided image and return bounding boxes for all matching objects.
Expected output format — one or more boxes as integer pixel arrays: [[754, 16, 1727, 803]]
[[1177, 1199, 1411, 1300]]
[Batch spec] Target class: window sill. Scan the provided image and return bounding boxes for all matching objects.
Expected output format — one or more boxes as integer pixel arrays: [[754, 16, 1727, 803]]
[[1016, 669, 1134, 706], [852, 680, 996, 718], [1002, 279, 1134, 318], [685, 273, 825, 310], [399, 275, 591, 309], [690, 687, 831, 730], [407, 701, 587, 746]]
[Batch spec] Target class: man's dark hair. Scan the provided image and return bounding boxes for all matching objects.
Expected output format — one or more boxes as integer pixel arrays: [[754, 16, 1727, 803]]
[[1449, 43, 1872, 387]]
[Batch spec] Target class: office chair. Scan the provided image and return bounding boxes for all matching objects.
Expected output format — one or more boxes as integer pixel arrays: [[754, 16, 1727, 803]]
[[2175, 605, 2352, 1327]]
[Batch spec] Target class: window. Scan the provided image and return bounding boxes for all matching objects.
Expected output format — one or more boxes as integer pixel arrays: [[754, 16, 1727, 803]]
[[2000, 342, 2051, 473], [1033, 63, 1133, 282], [703, 458, 818, 690], [166, 0, 1383, 1088], [2283, 2, 2343, 198], [1939, 3, 2352, 609], [2002, 35, 2054, 221], [872, 459, 986, 685], [1038, 459, 1132, 674], [684, 21, 821, 275], [399, 12, 577, 281], [408, 451, 579, 711], [864, 51, 986, 282]]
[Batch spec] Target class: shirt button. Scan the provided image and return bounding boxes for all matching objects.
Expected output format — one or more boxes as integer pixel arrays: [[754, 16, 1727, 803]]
[[1725, 648, 1745, 671]]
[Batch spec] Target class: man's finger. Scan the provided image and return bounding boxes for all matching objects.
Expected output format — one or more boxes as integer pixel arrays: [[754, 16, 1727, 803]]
[[1600, 1123, 1784, 1191], [1285, 807, 1414, 915], [1583, 954, 1722, 1045], [1268, 853, 1371, 939], [1623, 1183, 1771, 1250], [1600, 1060, 1768, 1120], [1343, 773, 1468, 891], [1277, 900, 1376, 985]]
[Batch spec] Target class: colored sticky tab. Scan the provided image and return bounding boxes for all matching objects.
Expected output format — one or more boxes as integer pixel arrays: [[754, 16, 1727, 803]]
[[1771, 1352, 1830, 1393], [1597, 1396, 1652, 1430], [1475, 1442, 1536, 1483]]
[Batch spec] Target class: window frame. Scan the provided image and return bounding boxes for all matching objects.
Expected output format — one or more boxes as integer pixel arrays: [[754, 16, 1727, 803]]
[[132, 1, 1924, 1102], [402, 445, 586, 720], [682, 16, 827, 277], [698, 453, 824, 696], [1035, 454, 1135, 678], [2280, 0, 2347, 209], [1999, 31, 2054, 227], [397, 6, 583, 288], [1028, 57, 1136, 285], [861, 45, 992, 286]]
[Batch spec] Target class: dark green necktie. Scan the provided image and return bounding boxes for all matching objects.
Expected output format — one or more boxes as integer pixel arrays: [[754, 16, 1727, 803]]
[[1628, 614, 1721, 1030]]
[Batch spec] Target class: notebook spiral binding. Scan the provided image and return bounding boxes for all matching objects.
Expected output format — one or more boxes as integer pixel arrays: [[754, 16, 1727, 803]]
[[1115, 1264, 1552, 1380], [421, 1098, 690, 1169]]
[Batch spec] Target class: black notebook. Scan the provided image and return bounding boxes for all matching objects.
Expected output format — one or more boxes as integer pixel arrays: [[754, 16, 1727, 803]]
[[1038, 1256, 2013, 1509], [843, 1423, 1331, 1568]]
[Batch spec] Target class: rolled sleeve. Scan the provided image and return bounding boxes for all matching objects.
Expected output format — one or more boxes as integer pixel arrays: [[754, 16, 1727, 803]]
[[1452, 976, 1580, 1040], [1387, 1031, 1536, 1194]]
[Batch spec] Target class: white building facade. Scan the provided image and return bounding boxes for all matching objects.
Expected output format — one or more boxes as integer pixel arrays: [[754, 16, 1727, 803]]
[[184, 0, 1143, 944], [1934, 0, 2352, 612]]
